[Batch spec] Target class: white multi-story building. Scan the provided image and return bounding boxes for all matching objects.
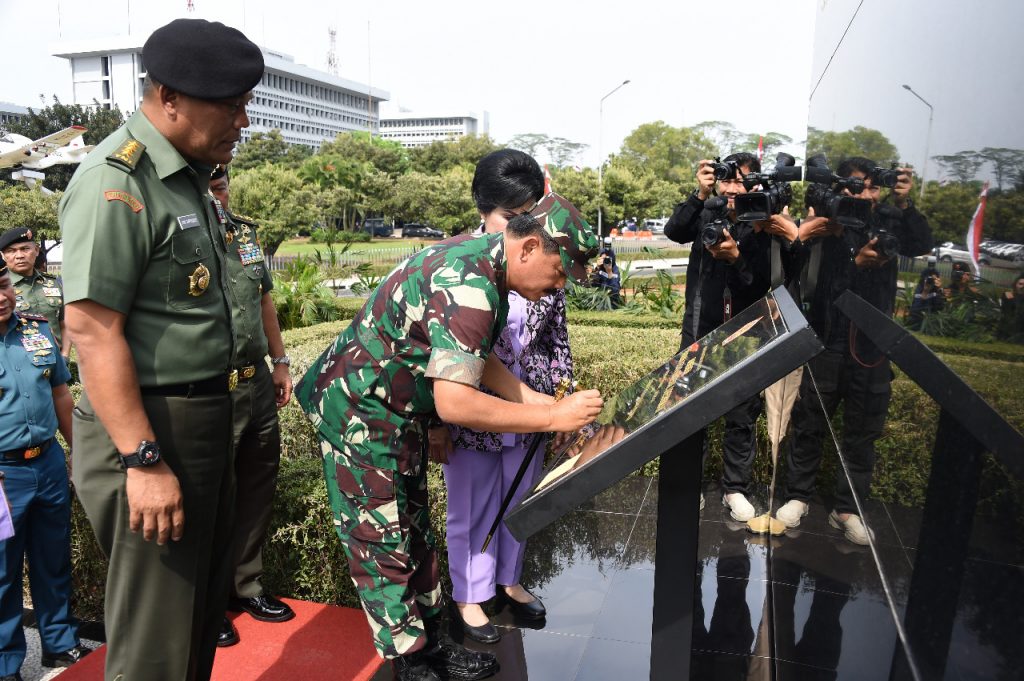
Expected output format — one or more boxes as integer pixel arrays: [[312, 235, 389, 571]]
[[379, 111, 490, 148], [51, 39, 388, 150], [0, 102, 30, 129]]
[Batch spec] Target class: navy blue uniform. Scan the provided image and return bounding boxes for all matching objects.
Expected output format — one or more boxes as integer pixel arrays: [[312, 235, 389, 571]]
[[0, 314, 79, 676]]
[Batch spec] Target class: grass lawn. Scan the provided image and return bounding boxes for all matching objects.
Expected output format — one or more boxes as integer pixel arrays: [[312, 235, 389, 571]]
[[274, 237, 437, 256]]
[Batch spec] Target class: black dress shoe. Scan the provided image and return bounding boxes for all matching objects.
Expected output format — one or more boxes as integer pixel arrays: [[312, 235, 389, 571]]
[[461, 619, 500, 644], [40, 643, 93, 668], [217, 617, 239, 647], [422, 638, 499, 681], [392, 653, 442, 681], [231, 594, 296, 623], [500, 586, 546, 620]]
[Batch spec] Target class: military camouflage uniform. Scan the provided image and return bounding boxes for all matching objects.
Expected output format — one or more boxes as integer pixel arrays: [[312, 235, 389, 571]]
[[295, 232, 510, 659]]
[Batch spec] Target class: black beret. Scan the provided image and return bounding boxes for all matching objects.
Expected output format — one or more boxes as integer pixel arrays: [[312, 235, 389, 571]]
[[0, 227, 35, 252], [144, 19, 264, 100]]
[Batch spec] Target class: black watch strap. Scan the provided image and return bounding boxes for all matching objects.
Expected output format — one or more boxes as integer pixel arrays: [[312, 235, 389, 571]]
[[119, 440, 161, 468]]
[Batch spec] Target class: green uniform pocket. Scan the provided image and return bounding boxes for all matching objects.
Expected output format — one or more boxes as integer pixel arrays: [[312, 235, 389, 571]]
[[168, 228, 217, 310]]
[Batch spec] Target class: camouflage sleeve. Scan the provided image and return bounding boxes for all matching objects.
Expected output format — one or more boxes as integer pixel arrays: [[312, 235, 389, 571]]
[[421, 262, 501, 388]]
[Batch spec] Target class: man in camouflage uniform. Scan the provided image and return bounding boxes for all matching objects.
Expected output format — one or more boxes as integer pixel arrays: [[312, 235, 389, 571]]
[[0, 228, 70, 362], [296, 194, 603, 681]]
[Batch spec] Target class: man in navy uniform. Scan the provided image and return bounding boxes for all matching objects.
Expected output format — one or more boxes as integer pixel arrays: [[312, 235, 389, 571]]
[[0, 259, 91, 681]]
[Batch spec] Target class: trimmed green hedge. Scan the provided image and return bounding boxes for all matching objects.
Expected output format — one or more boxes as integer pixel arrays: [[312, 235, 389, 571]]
[[67, 315, 1024, 621]]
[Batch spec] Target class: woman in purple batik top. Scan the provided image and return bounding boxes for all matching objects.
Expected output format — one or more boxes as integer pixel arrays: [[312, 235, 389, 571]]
[[428, 149, 573, 644]]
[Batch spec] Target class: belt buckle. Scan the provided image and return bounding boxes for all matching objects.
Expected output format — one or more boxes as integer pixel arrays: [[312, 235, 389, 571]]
[[24, 446, 42, 460], [228, 369, 239, 392], [241, 365, 256, 380]]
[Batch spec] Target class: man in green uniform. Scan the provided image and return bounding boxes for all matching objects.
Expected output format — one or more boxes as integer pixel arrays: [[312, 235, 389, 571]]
[[59, 18, 263, 681], [0, 228, 70, 363], [296, 193, 604, 681], [208, 165, 296, 647]]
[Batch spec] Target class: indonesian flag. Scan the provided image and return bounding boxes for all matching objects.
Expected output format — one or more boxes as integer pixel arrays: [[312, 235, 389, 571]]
[[757, 135, 764, 162], [966, 182, 989, 275], [543, 165, 553, 193]]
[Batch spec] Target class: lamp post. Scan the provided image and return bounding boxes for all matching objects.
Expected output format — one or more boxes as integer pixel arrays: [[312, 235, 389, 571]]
[[598, 79, 630, 237], [902, 84, 934, 198]]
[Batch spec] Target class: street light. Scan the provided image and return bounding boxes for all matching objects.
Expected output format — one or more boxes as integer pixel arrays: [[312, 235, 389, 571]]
[[598, 79, 631, 237], [902, 83, 934, 198]]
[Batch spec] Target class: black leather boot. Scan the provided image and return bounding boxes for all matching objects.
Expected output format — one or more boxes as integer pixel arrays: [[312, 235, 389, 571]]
[[392, 653, 441, 681], [422, 612, 499, 681]]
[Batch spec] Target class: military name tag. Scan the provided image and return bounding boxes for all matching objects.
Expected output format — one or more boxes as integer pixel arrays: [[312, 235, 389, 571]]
[[177, 214, 201, 230], [238, 242, 264, 266], [21, 336, 52, 352], [43, 287, 61, 297]]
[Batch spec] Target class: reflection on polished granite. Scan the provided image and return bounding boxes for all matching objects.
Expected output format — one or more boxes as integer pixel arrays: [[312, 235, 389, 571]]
[[371, 475, 1021, 681]]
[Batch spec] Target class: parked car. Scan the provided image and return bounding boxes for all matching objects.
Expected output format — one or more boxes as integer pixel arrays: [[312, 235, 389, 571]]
[[361, 217, 394, 238], [643, 218, 668, 234], [934, 242, 990, 266], [401, 223, 444, 239]]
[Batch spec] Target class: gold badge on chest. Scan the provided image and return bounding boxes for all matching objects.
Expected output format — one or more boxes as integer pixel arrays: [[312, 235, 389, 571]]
[[188, 264, 211, 296]]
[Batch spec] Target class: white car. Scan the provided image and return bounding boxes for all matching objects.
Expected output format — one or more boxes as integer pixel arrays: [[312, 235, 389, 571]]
[[934, 242, 990, 267], [643, 218, 668, 234]]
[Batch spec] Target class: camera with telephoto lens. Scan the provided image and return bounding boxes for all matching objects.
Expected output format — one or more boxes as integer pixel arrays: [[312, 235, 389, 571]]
[[732, 153, 802, 222], [870, 164, 902, 189], [700, 196, 730, 247], [804, 155, 873, 230], [709, 157, 741, 181]]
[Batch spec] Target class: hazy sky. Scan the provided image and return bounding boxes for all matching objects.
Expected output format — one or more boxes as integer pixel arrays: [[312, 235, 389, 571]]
[[808, 0, 1024, 183], [0, 0, 817, 168]]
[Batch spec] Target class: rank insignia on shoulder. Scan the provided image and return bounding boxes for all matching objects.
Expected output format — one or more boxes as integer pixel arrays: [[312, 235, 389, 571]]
[[104, 190, 145, 213], [106, 138, 146, 172]]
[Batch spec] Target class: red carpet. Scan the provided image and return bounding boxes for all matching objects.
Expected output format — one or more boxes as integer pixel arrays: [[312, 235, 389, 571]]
[[57, 599, 384, 681]]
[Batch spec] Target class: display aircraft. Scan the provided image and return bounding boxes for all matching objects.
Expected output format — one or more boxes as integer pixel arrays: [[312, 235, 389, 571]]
[[0, 125, 93, 170]]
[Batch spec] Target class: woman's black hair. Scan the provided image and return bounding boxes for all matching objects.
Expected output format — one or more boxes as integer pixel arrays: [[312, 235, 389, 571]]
[[472, 149, 544, 215]]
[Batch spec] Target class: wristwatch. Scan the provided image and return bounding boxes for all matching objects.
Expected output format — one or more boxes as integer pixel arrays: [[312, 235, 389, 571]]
[[271, 355, 291, 366], [119, 440, 161, 468]]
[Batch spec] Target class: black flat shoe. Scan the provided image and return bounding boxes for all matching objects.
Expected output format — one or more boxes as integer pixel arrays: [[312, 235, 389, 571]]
[[461, 619, 500, 644], [217, 617, 239, 647], [500, 587, 546, 620], [230, 594, 296, 623], [40, 643, 93, 668]]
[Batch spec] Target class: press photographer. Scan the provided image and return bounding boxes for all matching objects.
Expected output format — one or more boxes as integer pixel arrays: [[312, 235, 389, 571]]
[[665, 152, 800, 521], [776, 156, 933, 545]]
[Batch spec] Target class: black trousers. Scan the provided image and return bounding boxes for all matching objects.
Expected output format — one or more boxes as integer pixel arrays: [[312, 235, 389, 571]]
[[784, 349, 892, 515]]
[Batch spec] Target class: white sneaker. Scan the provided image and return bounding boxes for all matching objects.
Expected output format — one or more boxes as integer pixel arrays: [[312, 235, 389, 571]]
[[828, 511, 874, 546], [775, 499, 809, 528], [722, 492, 756, 522]]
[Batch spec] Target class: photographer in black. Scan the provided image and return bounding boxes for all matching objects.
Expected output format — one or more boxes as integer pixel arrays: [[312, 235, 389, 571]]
[[775, 157, 933, 545], [665, 152, 800, 520], [593, 253, 622, 307]]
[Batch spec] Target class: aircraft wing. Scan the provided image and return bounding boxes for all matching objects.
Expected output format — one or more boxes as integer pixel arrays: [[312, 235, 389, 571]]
[[0, 145, 32, 169], [33, 125, 88, 150]]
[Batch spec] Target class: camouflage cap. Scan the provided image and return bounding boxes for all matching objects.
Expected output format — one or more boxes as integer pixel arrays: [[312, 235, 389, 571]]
[[527, 193, 600, 283]]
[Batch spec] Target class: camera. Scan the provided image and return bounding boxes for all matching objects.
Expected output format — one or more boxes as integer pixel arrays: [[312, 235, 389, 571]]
[[804, 155, 873, 229], [700, 196, 730, 246], [709, 157, 740, 181], [601, 256, 612, 267], [870, 164, 902, 189], [733, 153, 802, 222], [867, 204, 902, 259]]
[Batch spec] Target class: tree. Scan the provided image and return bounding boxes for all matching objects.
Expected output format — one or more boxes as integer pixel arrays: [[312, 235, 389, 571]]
[[806, 126, 899, 167], [615, 121, 716, 185], [506, 133, 588, 167], [933, 151, 985, 184], [408, 134, 501, 175], [387, 167, 476, 234], [229, 164, 318, 255], [317, 131, 409, 178], [917, 181, 983, 245], [506, 133, 548, 159], [977, 147, 1024, 191], [3, 96, 125, 191], [0, 185, 61, 239], [549, 167, 600, 225], [299, 155, 375, 232], [601, 165, 683, 226], [986, 189, 1024, 243], [232, 130, 311, 171]]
